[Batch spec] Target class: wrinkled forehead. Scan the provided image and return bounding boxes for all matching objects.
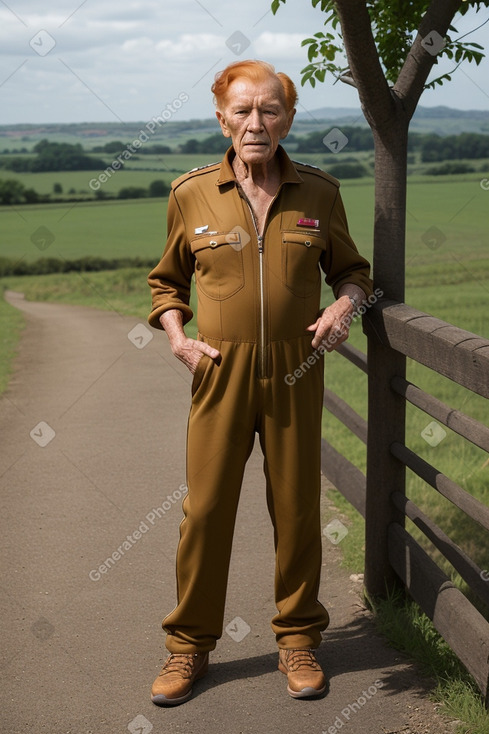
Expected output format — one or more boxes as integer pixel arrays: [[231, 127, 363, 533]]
[[221, 76, 287, 110]]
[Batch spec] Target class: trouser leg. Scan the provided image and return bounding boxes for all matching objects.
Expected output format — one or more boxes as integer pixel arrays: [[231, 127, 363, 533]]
[[259, 338, 329, 649], [163, 342, 257, 653]]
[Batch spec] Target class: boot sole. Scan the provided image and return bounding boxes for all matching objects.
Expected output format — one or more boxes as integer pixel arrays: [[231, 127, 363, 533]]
[[286, 682, 327, 699], [278, 661, 327, 699]]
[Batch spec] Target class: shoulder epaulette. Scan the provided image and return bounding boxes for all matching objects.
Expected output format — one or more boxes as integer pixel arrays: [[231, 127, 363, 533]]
[[292, 159, 322, 170], [189, 161, 220, 173], [172, 161, 221, 190], [292, 160, 340, 187]]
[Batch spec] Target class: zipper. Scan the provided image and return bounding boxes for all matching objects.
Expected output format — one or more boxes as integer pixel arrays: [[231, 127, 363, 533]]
[[244, 202, 267, 378], [243, 203, 266, 379], [240, 185, 282, 379], [257, 234, 266, 379]]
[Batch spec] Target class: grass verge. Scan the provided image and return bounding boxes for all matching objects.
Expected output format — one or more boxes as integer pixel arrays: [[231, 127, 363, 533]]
[[369, 589, 489, 734], [0, 291, 25, 394]]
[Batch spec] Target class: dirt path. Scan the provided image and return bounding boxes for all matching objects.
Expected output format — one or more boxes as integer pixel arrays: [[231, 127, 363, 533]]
[[0, 291, 455, 734]]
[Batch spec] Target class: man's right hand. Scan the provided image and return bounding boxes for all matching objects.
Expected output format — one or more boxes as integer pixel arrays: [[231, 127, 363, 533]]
[[159, 309, 221, 374], [170, 336, 221, 374]]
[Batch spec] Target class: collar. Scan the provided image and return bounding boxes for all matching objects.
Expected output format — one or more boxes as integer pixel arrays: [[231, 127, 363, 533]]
[[216, 144, 303, 186]]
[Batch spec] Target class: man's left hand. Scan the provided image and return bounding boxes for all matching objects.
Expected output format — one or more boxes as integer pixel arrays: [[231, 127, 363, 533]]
[[306, 296, 354, 352]]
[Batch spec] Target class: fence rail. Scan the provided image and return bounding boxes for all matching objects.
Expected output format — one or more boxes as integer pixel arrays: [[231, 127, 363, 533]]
[[320, 299, 489, 706]]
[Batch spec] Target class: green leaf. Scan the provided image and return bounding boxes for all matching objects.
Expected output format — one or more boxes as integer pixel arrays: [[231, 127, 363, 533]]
[[308, 44, 319, 62], [270, 0, 282, 15]]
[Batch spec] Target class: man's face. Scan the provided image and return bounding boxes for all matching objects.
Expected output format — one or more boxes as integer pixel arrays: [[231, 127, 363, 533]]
[[216, 77, 295, 167]]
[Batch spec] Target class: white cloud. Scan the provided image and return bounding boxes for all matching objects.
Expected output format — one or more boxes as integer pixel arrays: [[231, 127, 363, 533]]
[[254, 32, 309, 59], [0, 0, 488, 123], [155, 33, 224, 59]]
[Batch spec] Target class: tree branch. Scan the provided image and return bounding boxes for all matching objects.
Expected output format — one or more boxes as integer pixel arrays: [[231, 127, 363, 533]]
[[334, 0, 394, 129], [395, 0, 464, 119]]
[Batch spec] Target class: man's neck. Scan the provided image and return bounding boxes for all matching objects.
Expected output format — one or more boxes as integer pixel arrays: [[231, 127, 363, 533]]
[[232, 155, 281, 195]]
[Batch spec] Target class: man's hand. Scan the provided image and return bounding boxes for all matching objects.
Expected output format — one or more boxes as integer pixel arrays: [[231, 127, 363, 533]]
[[306, 286, 366, 352], [170, 335, 221, 374], [159, 309, 221, 374], [306, 296, 353, 352]]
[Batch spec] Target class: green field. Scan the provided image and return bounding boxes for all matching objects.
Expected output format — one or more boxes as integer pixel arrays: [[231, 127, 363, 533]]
[[0, 154, 220, 195], [0, 198, 168, 263]]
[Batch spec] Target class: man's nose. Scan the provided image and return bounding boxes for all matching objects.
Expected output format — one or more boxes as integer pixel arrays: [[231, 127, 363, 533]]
[[247, 109, 264, 131]]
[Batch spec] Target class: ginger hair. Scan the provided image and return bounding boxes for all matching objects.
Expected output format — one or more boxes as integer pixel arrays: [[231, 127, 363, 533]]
[[211, 60, 298, 112]]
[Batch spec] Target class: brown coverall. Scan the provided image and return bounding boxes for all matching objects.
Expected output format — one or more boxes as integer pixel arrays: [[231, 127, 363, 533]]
[[148, 145, 373, 654]]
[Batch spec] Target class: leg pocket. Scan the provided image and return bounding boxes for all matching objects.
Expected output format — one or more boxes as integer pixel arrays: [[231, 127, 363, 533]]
[[191, 353, 210, 397]]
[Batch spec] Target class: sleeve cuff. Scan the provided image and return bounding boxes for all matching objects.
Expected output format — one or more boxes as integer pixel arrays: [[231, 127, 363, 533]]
[[147, 303, 194, 330]]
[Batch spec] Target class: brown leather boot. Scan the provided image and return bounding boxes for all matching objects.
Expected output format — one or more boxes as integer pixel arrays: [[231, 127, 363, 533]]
[[278, 648, 327, 699], [151, 652, 209, 706]]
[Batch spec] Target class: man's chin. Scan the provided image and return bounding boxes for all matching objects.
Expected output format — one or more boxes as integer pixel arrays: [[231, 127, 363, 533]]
[[240, 145, 276, 164]]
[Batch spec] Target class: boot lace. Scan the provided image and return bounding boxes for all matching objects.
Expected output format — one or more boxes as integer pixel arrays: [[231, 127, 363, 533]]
[[159, 653, 199, 679], [285, 649, 320, 671]]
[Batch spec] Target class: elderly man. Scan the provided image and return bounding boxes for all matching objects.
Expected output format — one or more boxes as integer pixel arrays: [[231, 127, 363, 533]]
[[148, 59, 372, 705]]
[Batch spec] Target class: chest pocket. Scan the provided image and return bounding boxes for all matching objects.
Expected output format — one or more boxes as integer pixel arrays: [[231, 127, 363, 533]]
[[281, 230, 327, 298], [190, 232, 245, 301]]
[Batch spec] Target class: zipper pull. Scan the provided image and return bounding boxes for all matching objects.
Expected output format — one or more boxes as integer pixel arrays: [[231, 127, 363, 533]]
[[257, 235, 264, 253]]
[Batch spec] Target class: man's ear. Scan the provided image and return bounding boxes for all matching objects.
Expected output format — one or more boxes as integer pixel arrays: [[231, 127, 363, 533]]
[[281, 108, 296, 140], [216, 110, 232, 139]]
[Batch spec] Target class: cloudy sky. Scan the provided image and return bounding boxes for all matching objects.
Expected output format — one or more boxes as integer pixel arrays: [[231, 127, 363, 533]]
[[1, 0, 488, 125]]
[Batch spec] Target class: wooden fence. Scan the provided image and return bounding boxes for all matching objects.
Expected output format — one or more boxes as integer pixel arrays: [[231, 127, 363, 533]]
[[321, 298, 489, 705]]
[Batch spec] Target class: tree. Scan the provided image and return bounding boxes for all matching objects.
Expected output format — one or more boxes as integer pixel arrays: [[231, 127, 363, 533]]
[[27, 140, 108, 172], [272, 0, 488, 599], [117, 186, 147, 199], [148, 180, 170, 198], [0, 179, 26, 205], [103, 140, 127, 153], [272, 0, 487, 300]]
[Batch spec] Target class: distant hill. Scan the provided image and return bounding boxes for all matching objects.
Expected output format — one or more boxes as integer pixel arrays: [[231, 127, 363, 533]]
[[295, 105, 489, 135], [0, 106, 488, 151]]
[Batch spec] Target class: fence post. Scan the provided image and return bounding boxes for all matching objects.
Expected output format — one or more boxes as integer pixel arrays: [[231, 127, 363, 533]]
[[363, 317, 406, 598]]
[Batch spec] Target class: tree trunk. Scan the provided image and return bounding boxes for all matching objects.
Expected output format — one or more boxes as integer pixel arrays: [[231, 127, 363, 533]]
[[364, 114, 408, 598]]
